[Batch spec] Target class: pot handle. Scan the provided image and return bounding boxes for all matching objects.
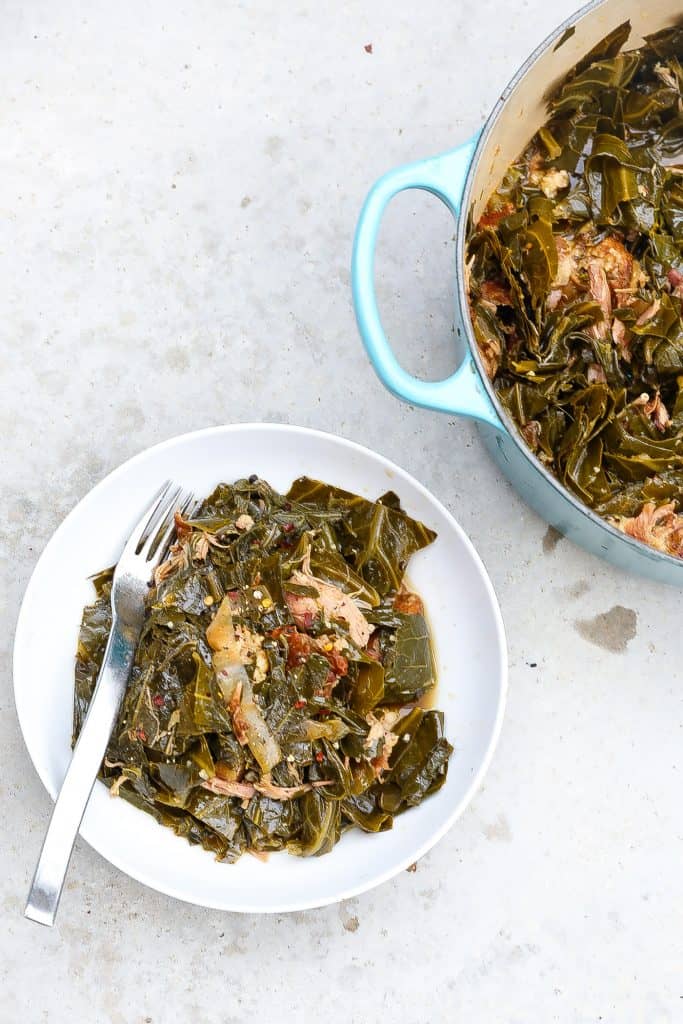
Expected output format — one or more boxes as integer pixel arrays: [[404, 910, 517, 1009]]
[[351, 137, 503, 430]]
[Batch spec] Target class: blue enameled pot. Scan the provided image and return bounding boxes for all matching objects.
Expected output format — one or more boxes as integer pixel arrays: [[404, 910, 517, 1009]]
[[352, 0, 683, 586]]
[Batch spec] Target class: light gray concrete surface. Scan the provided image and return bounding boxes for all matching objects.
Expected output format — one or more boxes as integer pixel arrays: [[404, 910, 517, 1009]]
[[2, 1, 681, 1021]]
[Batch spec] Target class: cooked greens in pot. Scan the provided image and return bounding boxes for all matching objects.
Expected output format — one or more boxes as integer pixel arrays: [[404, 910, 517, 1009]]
[[74, 476, 452, 862], [467, 22, 683, 558]]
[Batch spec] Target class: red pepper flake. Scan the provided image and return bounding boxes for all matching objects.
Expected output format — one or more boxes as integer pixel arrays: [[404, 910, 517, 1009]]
[[283, 522, 295, 534], [315, 750, 324, 763], [152, 694, 164, 708], [364, 42, 373, 53], [136, 727, 147, 742], [319, 708, 330, 718], [294, 699, 307, 709], [477, 202, 515, 229]]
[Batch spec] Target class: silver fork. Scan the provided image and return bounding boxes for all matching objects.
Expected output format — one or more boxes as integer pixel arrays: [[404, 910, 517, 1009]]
[[25, 480, 194, 927]]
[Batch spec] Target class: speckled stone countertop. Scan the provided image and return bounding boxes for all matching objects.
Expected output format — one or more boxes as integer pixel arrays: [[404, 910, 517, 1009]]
[[3, 1, 681, 1021]]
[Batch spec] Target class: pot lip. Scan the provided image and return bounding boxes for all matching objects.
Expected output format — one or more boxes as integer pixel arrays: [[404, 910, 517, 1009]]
[[454, 0, 683, 573]]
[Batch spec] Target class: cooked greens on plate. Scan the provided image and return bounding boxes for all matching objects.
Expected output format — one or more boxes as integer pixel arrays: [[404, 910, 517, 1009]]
[[467, 22, 683, 557], [74, 476, 452, 862]]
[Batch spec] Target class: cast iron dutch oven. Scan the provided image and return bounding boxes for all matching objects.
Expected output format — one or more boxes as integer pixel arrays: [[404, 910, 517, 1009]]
[[352, 0, 683, 586]]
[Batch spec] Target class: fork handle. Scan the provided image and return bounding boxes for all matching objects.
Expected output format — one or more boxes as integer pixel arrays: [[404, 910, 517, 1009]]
[[25, 617, 137, 927]]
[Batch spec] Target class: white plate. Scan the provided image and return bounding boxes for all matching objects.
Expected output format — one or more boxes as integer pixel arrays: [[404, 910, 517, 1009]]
[[14, 423, 507, 913]]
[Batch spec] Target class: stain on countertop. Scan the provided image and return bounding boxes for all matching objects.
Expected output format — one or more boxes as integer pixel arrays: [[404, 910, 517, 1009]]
[[574, 605, 638, 653], [483, 814, 512, 842], [542, 526, 562, 554], [565, 579, 590, 600], [338, 901, 360, 933]]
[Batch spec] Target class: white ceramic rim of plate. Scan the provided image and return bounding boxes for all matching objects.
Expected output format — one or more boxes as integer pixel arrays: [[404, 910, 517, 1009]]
[[14, 422, 508, 912]]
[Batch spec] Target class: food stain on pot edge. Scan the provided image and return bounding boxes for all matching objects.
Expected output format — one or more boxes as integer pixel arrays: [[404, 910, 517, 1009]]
[[574, 605, 637, 654], [553, 24, 576, 51]]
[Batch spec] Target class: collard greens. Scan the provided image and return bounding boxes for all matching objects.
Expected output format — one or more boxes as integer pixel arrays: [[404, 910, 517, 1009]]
[[467, 22, 683, 558], [74, 476, 452, 862]]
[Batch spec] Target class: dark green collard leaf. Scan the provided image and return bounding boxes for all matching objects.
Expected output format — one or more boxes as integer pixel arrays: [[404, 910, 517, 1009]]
[[263, 674, 310, 753], [186, 790, 243, 843], [538, 125, 562, 159], [311, 739, 354, 800], [285, 479, 353, 505], [287, 790, 341, 857], [342, 792, 393, 833], [308, 543, 380, 607], [553, 26, 576, 54], [662, 180, 683, 245], [365, 598, 405, 629], [287, 477, 436, 596], [654, 116, 683, 167], [351, 660, 385, 716], [552, 183, 592, 222], [646, 25, 683, 62], [383, 613, 435, 704], [177, 652, 233, 736], [288, 653, 332, 702], [498, 381, 552, 422], [470, 300, 507, 374], [670, 378, 683, 430], [89, 566, 115, 597], [631, 294, 679, 341], [555, 386, 615, 503], [211, 736, 248, 784], [189, 734, 215, 776], [567, 21, 632, 77], [377, 490, 402, 509], [522, 216, 559, 309], [630, 294, 683, 375], [585, 134, 648, 217], [304, 718, 350, 743], [604, 402, 683, 480], [74, 582, 113, 741], [149, 761, 201, 807], [596, 470, 683, 515], [400, 739, 453, 806], [551, 53, 640, 116], [623, 87, 679, 127], [589, 133, 651, 169], [351, 503, 436, 596], [645, 232, 683, 285], [539, 299, 605, 368], [157, 568, 212, 616], [176, 802, 246, 861], [563, 436, 611, 504], [380, 710, 453, 809], [245, 796, 302, 849]]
